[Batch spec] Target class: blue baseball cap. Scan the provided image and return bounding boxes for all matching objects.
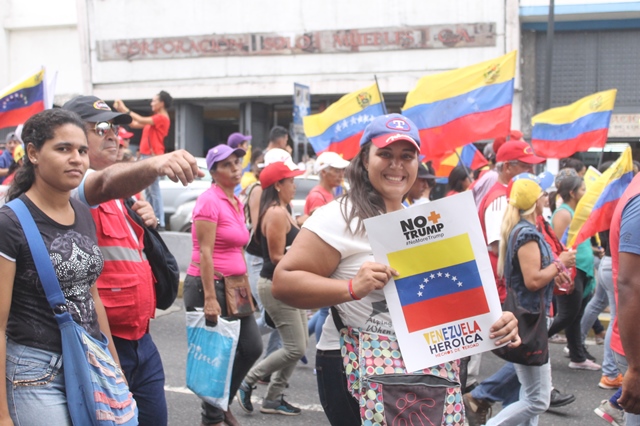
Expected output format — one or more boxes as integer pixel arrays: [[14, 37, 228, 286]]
[[360, 114, 420, 150], [205, 144, 245, 170]]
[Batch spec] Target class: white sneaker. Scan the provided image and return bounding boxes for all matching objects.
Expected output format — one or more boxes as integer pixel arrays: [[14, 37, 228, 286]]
[[569, 359, 601, 371], [594, 399, 625, 426]]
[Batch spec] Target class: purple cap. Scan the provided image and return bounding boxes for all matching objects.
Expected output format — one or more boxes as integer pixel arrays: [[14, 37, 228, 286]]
[[205, 144, 246, 170], [360, 114, 421, 150], [227, 132, 252, 149]]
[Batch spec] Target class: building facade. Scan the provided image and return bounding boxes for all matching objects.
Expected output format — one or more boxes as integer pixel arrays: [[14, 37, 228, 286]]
[[3, 0, 638, 161]]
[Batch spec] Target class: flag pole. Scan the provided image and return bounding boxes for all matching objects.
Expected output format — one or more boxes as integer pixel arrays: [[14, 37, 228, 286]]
[[597, 146, 605, 169], [374, 75, 388, 114], [454, 149, 474, 182]]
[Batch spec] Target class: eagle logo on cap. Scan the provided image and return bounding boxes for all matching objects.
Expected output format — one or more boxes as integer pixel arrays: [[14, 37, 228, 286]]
[[386, 118, 410, 131], [93, 100, 112, 111], [356, 92, 372, 109], [484, 63, 501, 84]]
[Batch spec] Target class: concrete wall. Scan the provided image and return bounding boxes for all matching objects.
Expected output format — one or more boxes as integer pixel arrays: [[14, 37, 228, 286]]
[[0, 0, 82, 102], [85, 0, 511, 101]]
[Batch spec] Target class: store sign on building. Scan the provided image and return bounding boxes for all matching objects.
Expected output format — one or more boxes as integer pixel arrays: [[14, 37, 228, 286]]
[[608, 114, 640, 138], [97, 23, 495, 61]]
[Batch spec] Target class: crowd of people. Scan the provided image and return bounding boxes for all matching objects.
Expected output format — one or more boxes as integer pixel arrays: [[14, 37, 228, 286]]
[[0, 97, 639, 426]]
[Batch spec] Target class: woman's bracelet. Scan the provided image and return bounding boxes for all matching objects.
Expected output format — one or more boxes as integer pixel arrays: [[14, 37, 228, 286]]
[[348, 279, 361, 301], [553, 259, 568, 275]]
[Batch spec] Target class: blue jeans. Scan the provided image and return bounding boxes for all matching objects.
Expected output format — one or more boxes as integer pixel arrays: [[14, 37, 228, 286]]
[[5, 339, 71, 426], [245, 251, 281, 356], [113, 334, 167, 426], [141, 154, 164, 227], [612, 350, 640, 426], [308, 307, 330, 341], [486, 362, 552, 426], [580, 256, 619, 378], [316, 349, 360, 425], [470, 362, 520, 406]]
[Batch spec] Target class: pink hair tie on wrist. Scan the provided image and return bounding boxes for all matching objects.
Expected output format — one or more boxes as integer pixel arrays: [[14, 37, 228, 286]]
[[348, 279, 361, 301]]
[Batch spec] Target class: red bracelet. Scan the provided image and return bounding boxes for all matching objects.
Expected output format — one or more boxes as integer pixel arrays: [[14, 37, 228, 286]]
[[348, 279, 361, 301]]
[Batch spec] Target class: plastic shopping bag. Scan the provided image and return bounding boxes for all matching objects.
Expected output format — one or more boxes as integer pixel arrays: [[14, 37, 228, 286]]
[[185, 311, 240, 410]]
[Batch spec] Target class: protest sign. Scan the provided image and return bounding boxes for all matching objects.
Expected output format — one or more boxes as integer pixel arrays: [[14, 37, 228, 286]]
[[364, 191, 504, 372]]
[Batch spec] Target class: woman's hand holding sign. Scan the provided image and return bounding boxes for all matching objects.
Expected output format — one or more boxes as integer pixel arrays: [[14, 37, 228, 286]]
[[351, 262, 399, 300]]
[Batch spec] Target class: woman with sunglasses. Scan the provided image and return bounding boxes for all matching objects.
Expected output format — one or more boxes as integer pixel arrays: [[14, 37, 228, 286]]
[[272, 114, 519, 425], [0, 109, 118, 425]]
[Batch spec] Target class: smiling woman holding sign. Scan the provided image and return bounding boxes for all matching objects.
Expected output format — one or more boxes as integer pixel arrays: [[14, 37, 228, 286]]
[[273, 114, 520, 426]]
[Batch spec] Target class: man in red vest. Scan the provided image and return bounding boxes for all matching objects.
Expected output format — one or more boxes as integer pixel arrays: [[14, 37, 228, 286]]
[[609, 172, 640, 423], [63, 96, 199, 426]]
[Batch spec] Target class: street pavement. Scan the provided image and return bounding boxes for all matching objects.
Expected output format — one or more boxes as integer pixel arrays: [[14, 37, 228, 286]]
[[154, 302, 616, 426]]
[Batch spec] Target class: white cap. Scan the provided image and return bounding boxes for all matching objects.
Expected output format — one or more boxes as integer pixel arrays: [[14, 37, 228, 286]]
[[315, 151, 350, 174], [258, 148, 296, 170]]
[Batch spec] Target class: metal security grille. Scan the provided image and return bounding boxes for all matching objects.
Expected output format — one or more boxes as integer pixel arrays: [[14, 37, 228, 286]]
[[535, 29, 640, 113]]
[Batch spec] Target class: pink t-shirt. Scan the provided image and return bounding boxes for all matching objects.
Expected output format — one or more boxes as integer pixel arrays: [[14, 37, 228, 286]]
[[304, 185, 334, 215], [187, 185, 249, 277]]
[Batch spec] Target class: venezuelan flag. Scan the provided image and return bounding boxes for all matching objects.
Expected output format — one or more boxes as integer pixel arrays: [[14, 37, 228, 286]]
[[567, 146, 633, 248], [432, 144, 488, 178], [388, 233, 489, 333], [303, 84, 384, 160], [0, 69, 45, 131], [402, 51, 516, 159], [531, 89, 617, 159]]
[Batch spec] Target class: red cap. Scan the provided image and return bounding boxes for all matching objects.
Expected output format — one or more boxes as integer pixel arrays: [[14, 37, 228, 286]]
[[259, 161, 304, 188], [496, 140, 545, 164], [118, 127, 134, 139]]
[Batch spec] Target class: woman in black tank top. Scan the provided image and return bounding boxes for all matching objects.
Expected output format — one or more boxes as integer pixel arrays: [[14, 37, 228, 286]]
[[236, 160, 307, 416]]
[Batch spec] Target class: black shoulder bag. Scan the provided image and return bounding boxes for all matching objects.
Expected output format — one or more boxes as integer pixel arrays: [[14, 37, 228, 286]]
[[124, 198, 179, 310], [492, 225, 549, 366]]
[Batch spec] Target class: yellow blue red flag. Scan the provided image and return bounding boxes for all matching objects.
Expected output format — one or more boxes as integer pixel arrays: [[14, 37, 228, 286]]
[[567, 146, 633, 248], [303, 84, 384, 160], [531, 89, 617, 158], [402, 51, 516, 160], [0, 69, 45, 131], [388, 233, 490, 333], [431, 144, 488, 178]]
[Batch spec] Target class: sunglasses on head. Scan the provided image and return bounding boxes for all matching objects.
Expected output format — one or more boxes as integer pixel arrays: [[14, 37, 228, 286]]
[[92, 122, 120, 137]]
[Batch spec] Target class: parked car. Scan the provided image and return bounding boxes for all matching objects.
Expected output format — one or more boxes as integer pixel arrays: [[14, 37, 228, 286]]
[[170, 174, 326, 233], [160, 157, 210, 229]]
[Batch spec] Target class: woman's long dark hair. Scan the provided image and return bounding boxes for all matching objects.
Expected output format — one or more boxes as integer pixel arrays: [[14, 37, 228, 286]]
[[447, 165, 469, 193], [342, 142, 386, 235], [255, 182, 292, 242], [7, 109, 86, 201], [554, 175, 583, 210]]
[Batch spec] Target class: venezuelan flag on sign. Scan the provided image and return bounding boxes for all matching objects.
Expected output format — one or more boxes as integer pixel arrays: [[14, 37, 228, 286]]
[[531, 89, 617, 159], [303, 84, 384, 160], [567, 146, 633, 248], [431, 144, 488, 178], [402, 51, 516, 159], [0, 69, 45, 131], [388, 233, 490, 333]]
